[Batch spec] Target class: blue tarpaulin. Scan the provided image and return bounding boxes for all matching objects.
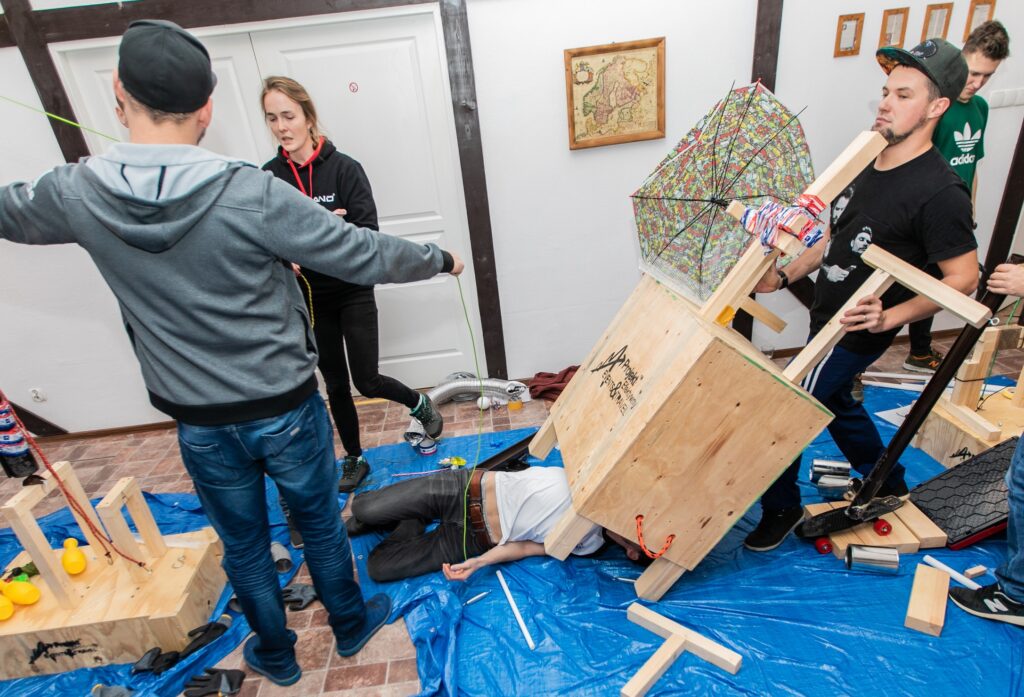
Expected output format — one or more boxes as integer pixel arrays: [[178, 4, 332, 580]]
[[349, 385, 1022, 696], [1, 383, 1021, 695]]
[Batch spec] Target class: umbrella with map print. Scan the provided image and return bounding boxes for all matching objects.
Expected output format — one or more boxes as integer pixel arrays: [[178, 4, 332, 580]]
[[632, 82, 816, 300]]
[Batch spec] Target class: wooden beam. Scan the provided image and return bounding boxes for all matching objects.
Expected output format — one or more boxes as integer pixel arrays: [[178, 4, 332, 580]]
[[0, 14, 14, 48], [943, 400, 1002, 440], [543, 507, 596, 560], [622, 634, 687, 697], [861, 245, 991, 328], [783, 269, 895, 383], [627, 603, 742, 674], [806, 131, 886, 205], [0, 0, 90, 163], [438, 0, 507, 378], [905, 563, 949, 637], [95, 479, 151, 584], [750, 0, 783, 91], [964, 565, 987, 579], [528, 417, 558, 461], [635, 557, 687, 601], [701, 240, 780, 323], [738, 296, 787, 333], [891, 501, 948, 549]]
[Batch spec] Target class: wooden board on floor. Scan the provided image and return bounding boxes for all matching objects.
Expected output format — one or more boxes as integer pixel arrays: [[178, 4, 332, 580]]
[[0, 528, 225, 678], [803, 501, 924, 556], [905, 563, 950, 636]]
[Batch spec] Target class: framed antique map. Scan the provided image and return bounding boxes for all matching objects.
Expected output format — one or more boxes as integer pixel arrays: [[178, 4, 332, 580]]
[[564, 37, 665, 150]]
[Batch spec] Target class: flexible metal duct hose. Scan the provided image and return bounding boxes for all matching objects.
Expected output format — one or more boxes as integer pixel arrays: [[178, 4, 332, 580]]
[[405, 378, 529, 437]]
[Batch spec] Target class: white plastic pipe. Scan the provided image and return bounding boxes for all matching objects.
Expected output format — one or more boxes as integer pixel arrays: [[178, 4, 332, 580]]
[[496, 570, 535, 650], [922, 555, 982, 590]]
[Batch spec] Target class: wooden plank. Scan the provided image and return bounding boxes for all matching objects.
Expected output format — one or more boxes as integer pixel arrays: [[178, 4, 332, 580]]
[[804, 131, 887, 204], [1, 507, 77, 608], [95, 482, 151, 584], [626, 603, 742, 674], [892, 501, 948, 549], [621, 634, 687, 697], [700, 240, 779, 323], [528, 417, 558, 461], [943, 401, 1002, 440], [949, 357, 983, 407], [543, 506, 598, 561], [784, 270, 895, 383], [47, 461, 108, 554], [738, 296, 787, 333], [1013, 365, 1024, 408], [905, 563, 950, 636], [121, 479, 167, 558], [635, 558, 687, 601], [862, 245, 991, 327], [852, 513, 920, 554], [964, 565, 987, 579]]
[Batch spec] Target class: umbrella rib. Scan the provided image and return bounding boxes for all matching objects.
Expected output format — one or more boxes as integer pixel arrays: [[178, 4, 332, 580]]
[[708, 82, 736, 196], [631, 195, 721, 203], [696, 201, 724, 288], [713, 83, 761, 196], [650, 200, 717, 262], [718, 107, 807, 201]]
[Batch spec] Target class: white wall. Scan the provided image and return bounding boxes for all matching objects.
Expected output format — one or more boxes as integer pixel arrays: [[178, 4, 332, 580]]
[[467, 0, 757, 378], [0, 46, 166, 429], [762, 0, 1024, 351], [3, 1, 1023, 430]]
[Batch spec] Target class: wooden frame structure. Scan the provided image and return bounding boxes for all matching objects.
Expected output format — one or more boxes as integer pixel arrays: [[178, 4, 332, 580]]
[[0, 463, 225, 677], [621, 603, 741, 697], [913, 324, 1024, 467], [530, 130, 991, 601]]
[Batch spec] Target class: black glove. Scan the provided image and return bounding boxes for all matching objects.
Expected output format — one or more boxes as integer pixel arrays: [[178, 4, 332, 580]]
[[181, 615, 232, 658], [184, 668, 246, 697], [281, 583, 318, 611]]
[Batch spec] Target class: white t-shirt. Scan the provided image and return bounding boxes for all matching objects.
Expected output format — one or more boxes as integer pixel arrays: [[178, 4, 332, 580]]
[[492, 467, 604, 555]]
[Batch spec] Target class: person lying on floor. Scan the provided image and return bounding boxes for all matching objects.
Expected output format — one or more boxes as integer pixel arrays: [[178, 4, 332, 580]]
[[346, 466, 648, 582]]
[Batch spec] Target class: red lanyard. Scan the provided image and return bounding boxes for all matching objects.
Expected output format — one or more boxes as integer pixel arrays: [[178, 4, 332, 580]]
[[285, 136, 324, 198]]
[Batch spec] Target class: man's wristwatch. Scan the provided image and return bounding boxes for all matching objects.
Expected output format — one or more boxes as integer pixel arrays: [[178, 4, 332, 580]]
[[777, 268, 790, 290]]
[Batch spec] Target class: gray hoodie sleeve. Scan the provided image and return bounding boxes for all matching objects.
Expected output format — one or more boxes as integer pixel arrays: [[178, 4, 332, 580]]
[[0, 169, 76, 245], [259, 174, 445, 285]]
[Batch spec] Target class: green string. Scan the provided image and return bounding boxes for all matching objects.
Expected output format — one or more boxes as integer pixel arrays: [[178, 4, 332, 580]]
[[455, 275, 486, 562], [977, 297, 1022, 409], [0, 94, 119, 142]]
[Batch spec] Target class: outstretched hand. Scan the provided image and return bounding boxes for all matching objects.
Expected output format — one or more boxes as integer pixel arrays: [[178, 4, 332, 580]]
[[442, 558, 480, 582], [840, 294, 888, 333]]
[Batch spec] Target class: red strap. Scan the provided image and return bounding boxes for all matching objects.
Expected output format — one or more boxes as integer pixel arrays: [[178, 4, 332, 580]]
[[635, 515, 676, 559]]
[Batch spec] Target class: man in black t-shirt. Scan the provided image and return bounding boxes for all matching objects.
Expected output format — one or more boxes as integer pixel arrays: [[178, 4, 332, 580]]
[[744, 38, 980, 552]]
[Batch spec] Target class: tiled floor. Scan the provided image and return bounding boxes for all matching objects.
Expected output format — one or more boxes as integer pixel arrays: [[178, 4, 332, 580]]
[[5, 336, 1024, 696]]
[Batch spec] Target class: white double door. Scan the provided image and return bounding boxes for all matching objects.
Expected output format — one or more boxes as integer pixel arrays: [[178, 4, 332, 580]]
[[53, 6, 486, 392]]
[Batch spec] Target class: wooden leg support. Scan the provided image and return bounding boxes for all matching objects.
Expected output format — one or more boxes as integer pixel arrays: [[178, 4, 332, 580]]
[[905, 563, 950, 636], [621, 603, 742, 697], [543, 506, 598, 560], [529, 416, 558, 461], [634, 557, 687, 601], [96, 478, 162, 583]]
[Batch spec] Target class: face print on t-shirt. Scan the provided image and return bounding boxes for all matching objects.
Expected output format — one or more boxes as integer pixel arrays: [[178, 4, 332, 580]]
[[822, 214, 872, 284], [831, 186, 854, 227]]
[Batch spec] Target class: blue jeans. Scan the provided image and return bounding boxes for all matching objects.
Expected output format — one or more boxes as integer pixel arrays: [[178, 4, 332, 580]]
[[761, 342, 906, 511], [997, 440, 1024, 602], [177, 392, 366, 671]]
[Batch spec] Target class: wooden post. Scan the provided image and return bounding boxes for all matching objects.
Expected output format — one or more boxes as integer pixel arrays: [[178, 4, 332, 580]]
[[622, 603, 741, 697], [905, 563, 950, 636], [543, 507, 598, 560], [529, 417, 558, 460], [96, 477, 162, 583], [635, 557, 687, 601]]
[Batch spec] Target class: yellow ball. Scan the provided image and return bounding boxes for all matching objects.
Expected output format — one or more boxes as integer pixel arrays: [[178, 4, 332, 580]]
[[3, 580, 40, 606], [0, 595, 13, 620]]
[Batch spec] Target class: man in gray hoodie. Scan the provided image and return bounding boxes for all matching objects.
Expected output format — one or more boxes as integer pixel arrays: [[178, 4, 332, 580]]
[[0, 20, 464, 686]]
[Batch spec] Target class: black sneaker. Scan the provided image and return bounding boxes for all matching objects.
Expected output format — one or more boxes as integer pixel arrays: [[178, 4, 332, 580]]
[[950, 583, 1024, 627], [338, 455, 369, 494], [410, 394, 444, 439], [280, 497, 303, 549], [744, 506, 804, 552], [903, 350, 943, 373], [850, 374, 864, 404]]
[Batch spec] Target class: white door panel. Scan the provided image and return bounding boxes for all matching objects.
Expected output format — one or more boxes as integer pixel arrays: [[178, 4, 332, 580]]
[[51, 7, 485, 396]]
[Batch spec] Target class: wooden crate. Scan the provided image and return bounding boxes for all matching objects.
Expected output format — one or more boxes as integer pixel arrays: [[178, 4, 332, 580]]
[[0, 464, 226, 678], [547, 274, 832, 573]]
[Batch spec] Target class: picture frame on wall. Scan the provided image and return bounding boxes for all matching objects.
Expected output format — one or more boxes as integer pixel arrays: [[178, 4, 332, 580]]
[[564, 37, 665, 150], [964, 0, 996, 41], [834, 13, 865, 57], [879, 7, 910, 48], [922, 3, 954, 41]]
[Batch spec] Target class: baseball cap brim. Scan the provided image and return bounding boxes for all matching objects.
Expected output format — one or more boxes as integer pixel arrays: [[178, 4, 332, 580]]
[[876, 46, 942, 88]]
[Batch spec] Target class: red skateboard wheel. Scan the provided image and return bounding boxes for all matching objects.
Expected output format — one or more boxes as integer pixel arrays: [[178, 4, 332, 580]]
[[815, 537, 833, 554], [873, 519, 892, 536]]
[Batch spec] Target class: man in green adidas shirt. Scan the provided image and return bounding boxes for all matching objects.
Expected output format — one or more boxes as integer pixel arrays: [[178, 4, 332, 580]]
[[904, 20, 1010, 373]]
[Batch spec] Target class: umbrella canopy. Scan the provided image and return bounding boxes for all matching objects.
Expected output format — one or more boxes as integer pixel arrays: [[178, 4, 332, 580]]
[[632, 82, 815, 300]]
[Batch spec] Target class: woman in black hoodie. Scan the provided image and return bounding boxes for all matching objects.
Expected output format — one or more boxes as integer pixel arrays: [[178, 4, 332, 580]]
[[261, 76, 444, 497]]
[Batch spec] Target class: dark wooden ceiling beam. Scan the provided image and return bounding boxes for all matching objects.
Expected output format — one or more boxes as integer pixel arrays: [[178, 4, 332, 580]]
[[0, 0, 89, 163]]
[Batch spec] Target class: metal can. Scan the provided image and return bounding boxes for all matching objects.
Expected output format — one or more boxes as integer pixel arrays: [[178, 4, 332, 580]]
[[845, 544, 900, 573]]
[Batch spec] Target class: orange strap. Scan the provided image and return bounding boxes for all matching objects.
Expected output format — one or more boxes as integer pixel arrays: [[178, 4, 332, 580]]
[[635, 514, 676, 559]]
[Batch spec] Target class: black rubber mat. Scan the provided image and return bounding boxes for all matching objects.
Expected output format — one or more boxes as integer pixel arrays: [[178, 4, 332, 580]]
[[910, 436, 1015, 548]]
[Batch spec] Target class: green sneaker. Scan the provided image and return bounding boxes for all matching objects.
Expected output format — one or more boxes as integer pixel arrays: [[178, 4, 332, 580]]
[[410, 394, 444, 439], [903, 349, 943, 373], [338, 455, 369, 493]]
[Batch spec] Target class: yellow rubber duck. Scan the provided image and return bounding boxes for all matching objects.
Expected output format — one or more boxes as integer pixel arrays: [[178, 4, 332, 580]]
[[2, 579, 40, 606], [61, 538, 88, 575], [0, 594, 13, 620]]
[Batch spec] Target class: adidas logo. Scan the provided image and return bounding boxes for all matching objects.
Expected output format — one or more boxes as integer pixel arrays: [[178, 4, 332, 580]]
[[954, 123, 982, 153], [950, 153, 976, 167]]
